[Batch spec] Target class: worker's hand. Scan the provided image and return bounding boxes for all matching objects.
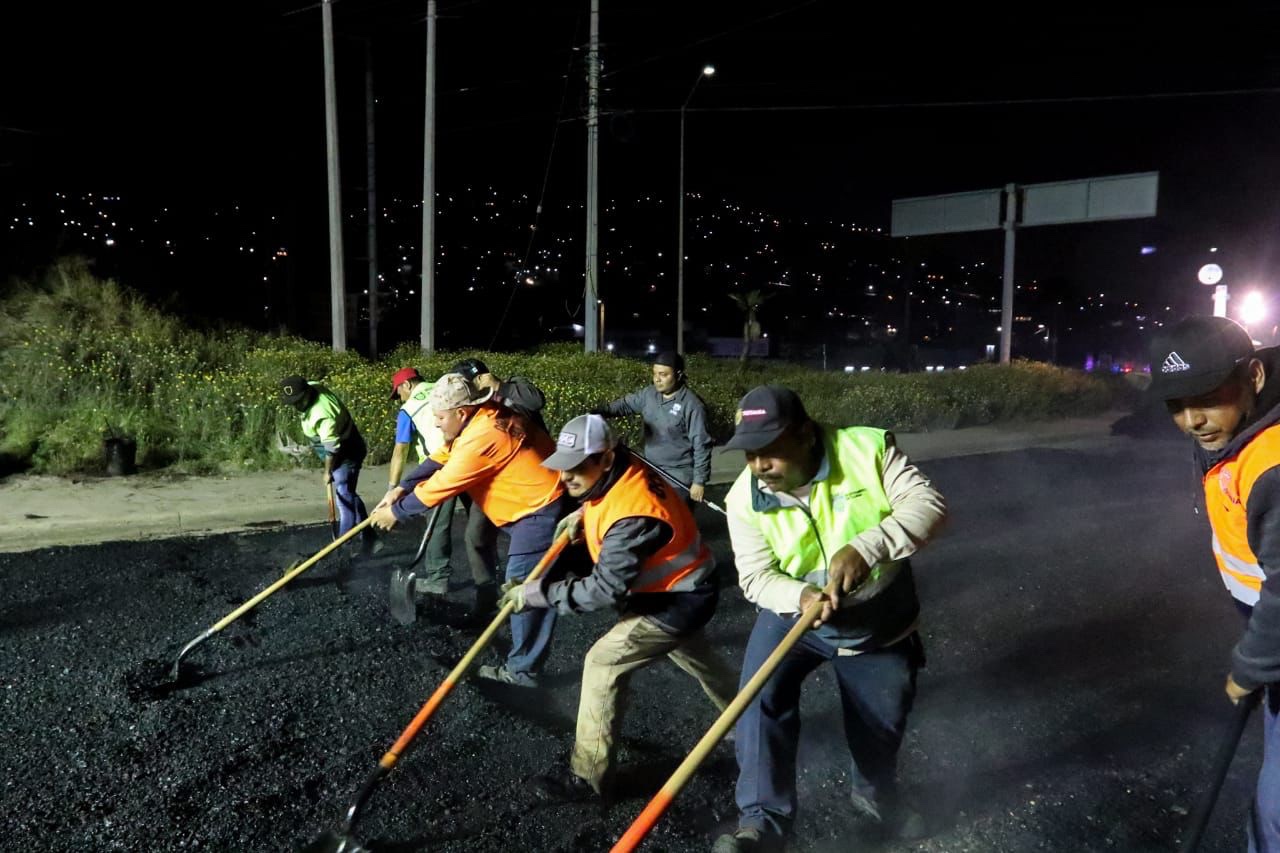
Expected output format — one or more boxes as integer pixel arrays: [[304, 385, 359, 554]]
[[554, 509, 585, 544], [827, 544, 871, 601], [798, 585, 836, 629], [375, 486, 405, 512], [689, 483, 706, 503], [1226, 673, 1257, 705], [369, 504, 399, 532], [499, 580, 528, 613]]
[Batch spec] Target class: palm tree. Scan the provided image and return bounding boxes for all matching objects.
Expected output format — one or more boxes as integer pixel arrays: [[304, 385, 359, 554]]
[[728, 288, 773, 365]]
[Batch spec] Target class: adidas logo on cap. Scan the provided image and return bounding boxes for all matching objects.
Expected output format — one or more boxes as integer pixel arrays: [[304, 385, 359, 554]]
[[1161, 351, 1191, 374]]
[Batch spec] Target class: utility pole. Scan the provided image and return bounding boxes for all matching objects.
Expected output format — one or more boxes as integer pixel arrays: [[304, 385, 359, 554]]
[[364, 39, 378, 358], [321, 0, 346, 352], [1000, 183, 1017, 364], [420, 0, 437, 353], [583, 0, 600, 353]]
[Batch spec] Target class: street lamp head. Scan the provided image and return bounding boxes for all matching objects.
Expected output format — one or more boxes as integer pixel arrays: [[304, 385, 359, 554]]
[[702, 64, 716, 77]]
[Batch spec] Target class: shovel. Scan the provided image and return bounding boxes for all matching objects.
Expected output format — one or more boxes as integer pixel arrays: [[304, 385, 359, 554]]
[[1179, 690, 1262, 852], [630, 449, 727, 516], [326, 481, 339, 541], [611, 590, 829, 853], [303, 532, 570, 853], [170, 517, 375, 681], [387, 503, 444, 626]]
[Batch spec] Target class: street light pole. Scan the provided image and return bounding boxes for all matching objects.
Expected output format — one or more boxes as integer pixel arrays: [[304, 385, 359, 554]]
[[676, 64, 714, 356]]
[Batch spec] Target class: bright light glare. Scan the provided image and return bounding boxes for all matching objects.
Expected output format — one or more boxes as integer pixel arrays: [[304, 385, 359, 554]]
[[1240, 291, 1268, 326], [703, 65, 716, 77]]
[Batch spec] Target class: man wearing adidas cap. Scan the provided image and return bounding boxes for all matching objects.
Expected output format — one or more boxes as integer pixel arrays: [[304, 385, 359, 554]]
[[714, 385, 946, 852], [500, 413, 737, 803], [1149, 314, 1280, 847]]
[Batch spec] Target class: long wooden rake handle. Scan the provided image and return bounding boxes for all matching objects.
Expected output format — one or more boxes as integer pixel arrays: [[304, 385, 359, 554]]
[[611, 593, 829, 853], [334, 532, 571, 835], [174, 517, 375, 673]]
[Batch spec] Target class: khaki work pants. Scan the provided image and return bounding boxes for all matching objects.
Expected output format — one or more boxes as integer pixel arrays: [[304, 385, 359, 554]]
[[570, 614, 738, 791]]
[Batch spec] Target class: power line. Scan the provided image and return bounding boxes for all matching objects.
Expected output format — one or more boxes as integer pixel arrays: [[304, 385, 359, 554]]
[[488, 8, 582, 348], [575, 85, 1280, 119]]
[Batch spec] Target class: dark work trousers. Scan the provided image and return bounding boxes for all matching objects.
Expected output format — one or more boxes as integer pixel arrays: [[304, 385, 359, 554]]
[[420, 494, 457, 584], [732, 608, 922, 838], [463, 494, 500, 588]]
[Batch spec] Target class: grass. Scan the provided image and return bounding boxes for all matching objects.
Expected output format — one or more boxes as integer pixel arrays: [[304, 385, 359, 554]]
[[0, 259, 1115, 476]]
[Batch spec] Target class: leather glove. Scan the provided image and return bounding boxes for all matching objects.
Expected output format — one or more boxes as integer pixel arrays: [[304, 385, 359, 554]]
[[499, 580, 527, 613], [554, 509, 584, 544]]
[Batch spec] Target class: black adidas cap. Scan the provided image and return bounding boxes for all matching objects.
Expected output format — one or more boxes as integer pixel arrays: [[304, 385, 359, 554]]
[[1147, 315, 1254, 401]]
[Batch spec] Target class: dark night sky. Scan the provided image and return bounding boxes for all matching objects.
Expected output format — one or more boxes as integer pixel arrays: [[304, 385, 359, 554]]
[[4, 0, 1280, 317]]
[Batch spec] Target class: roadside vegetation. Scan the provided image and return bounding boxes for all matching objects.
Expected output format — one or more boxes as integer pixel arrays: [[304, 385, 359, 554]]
[[0, 260, 1115, 475]]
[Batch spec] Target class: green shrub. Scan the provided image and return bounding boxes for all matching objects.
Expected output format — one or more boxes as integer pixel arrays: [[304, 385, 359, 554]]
[[0, 261, 1116, 476]]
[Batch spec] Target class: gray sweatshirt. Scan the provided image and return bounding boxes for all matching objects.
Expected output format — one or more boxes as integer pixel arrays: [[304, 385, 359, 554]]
[[599, 385, 713, 485]]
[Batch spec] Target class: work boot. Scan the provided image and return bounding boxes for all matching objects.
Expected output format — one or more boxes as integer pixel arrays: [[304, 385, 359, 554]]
[[848, 790, 927, 840], [476, 664, 538, 687], [415, 576, 449, 596], [471, 582, 498, 617], [531, 768, 599, 803], [711, 828, 785, 853], [359, 536, 384, 558]]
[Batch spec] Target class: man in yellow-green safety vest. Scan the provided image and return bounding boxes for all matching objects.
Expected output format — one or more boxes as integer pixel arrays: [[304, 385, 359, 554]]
[[713, 385, 947, 853], [280, 375, 376, 555]]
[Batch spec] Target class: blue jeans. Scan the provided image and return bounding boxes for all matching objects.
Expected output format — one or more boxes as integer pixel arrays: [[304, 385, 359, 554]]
[[733, 609, 921, 838], [1250, 688, 1280, 852], [500, 495, 572, 675], [331, 461, 373, 546]]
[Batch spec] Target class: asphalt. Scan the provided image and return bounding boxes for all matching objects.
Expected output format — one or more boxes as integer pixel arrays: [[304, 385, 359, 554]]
[[0, 410, 1254, 853], [0, 413, 1148, 553]]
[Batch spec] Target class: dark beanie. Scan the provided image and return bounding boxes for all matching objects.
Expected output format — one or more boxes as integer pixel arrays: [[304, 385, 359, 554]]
[[652, 350, 685, 373]]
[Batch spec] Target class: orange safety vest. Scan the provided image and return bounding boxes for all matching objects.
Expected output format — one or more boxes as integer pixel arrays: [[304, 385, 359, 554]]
[[582, 458, 714, 593], [1203, 424, 1280, 606]]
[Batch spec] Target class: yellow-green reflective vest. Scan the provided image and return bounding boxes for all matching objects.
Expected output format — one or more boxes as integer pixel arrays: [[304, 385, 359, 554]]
[[401, 380, 443, 462], [726, 425, 902, 600], [300, 383, 354, 458]]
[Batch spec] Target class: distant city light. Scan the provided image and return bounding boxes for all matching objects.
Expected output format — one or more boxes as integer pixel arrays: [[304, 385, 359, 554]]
[[1140, 246, 1156, 255]]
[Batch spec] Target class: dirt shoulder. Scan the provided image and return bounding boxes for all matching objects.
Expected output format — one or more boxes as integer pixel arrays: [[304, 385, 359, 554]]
[[0, 412, 1153, 553]]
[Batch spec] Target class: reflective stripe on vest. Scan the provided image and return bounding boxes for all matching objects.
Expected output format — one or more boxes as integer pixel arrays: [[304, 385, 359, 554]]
[[584, 458, 714, 594], [726, 426, 894, 599], [1211, 533, 1263, 606], [1203, 423, 1280, 606]]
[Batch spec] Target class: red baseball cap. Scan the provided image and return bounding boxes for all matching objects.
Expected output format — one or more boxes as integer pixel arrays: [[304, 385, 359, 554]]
[[389, 367, 422, 400]]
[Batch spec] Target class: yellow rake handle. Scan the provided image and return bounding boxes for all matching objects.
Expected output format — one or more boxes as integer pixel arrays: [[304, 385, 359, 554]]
[[211, 517, 374, 633], [611, 592, 829, 852]]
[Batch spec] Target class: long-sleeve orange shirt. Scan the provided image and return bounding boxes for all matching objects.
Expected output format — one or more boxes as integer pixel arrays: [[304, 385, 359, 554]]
[[413, 406, 563, 527]]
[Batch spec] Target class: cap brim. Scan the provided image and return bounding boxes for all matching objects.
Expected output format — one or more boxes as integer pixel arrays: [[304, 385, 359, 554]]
[[1148, 363, 1239, 401], [723, 425, 788, 452], [542, 448, 589, 471]]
